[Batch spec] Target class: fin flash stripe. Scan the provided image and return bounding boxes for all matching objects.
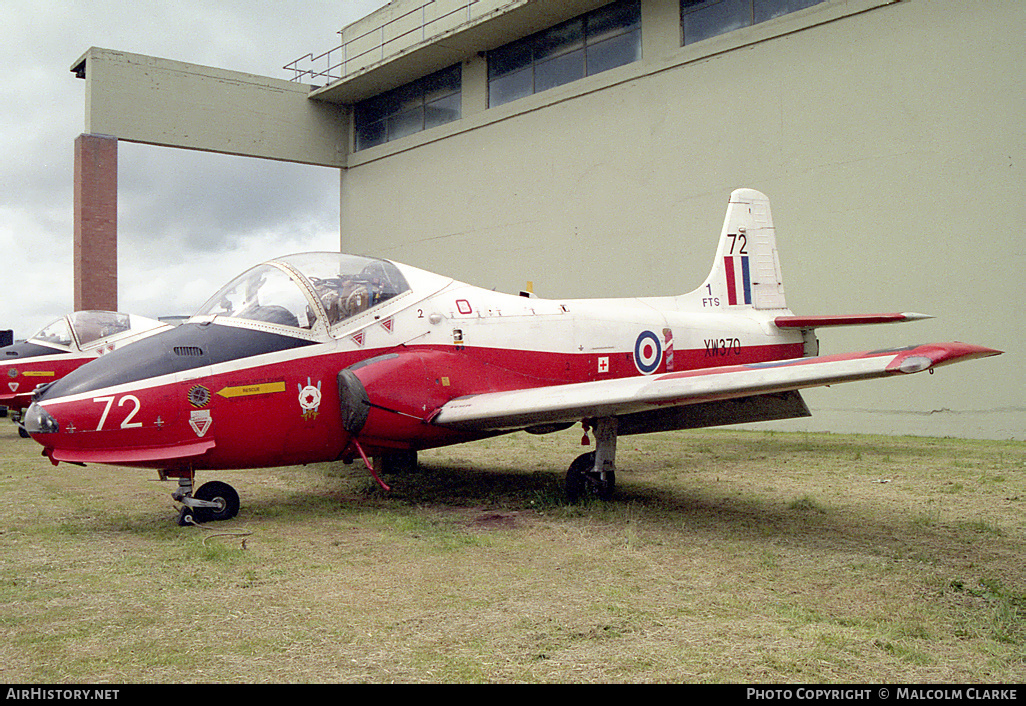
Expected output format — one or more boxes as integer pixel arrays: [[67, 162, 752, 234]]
[[724, 256, 751, 306]]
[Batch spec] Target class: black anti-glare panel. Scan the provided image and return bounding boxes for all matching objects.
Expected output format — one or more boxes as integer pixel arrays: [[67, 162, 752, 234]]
[[38, 323, 316, 399]]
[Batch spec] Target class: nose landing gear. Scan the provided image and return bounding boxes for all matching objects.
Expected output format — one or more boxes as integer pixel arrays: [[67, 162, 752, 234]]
[[163, 469, 240, 526]]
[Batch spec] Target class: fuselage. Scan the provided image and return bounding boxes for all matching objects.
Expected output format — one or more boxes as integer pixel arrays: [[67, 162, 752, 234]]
[[2, 311, 169, 413], [1, 341, 88, 412], [25, 255, 806, 471]]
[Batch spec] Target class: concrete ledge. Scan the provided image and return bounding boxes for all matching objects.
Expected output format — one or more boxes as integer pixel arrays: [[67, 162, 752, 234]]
[[72, 47, 348, 167]]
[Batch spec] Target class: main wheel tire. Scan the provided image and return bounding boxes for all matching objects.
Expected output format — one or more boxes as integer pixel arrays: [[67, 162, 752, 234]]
[[566, 452, 616, 503], [191, 481, 240, 523]]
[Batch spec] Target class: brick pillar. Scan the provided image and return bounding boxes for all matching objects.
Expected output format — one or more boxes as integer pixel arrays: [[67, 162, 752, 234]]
[[74, 134, 118, 311]]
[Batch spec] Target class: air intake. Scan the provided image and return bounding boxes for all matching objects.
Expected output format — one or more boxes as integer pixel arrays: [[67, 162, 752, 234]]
[[173, 346, 205, 357]]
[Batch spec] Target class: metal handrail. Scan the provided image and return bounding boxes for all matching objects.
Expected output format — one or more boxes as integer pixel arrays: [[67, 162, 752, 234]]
[[284, 0, 480, 84]]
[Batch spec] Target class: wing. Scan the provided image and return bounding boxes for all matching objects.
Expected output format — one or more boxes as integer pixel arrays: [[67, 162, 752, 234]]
[[430, 342, 1001, 433]]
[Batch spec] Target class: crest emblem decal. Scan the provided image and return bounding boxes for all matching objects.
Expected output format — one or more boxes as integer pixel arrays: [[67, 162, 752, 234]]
[[298, 378, 322, 421], [188, 385, 211, 408], [189, 409, 212, 437]]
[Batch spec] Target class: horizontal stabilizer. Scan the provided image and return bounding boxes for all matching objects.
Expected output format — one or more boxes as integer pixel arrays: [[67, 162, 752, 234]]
[[774, 313, 932, 329], [431, 342, 1001, 433]]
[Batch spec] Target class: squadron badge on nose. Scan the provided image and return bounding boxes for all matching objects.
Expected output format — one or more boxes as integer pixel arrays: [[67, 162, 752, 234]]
[[298, 378, 322, 421]]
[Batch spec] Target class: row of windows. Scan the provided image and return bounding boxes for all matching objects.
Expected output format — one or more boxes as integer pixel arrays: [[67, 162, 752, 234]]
[[682, 0, 825, 45], [487, 0, 642, 108], [353, 65, 462, 151], [353, 0, 827, 151]]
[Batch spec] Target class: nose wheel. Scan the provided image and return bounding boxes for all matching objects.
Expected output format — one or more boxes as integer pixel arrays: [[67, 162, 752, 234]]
[[168, 471, 240, 526]]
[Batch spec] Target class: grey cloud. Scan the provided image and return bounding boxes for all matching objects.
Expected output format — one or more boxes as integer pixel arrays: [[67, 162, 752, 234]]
[[1, 0, 386, 338]]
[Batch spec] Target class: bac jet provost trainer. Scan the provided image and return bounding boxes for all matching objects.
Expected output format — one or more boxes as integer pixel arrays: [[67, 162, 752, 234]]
[[24, 189, 1001, 525], [2, 311, 169, 434]]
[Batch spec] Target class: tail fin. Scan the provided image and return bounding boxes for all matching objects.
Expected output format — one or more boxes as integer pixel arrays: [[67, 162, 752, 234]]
[[690, 188, 788, 310]]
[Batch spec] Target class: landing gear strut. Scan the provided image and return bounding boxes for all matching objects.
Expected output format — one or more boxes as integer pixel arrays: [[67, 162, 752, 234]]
[[166, 469, 240, 526], [6, 408, 31, 438], [566, 417, 617, 502]]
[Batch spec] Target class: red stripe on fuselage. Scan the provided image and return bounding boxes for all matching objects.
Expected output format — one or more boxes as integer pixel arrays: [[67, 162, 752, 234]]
[[35, 341, 805, 470]]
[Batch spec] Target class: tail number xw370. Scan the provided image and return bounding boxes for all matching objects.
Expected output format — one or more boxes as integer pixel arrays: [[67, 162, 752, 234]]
[[705, 338, 742, 356], [93, 395, 143, 430]]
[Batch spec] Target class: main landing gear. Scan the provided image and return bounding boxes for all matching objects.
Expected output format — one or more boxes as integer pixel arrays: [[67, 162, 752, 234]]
[[162, 469, 240, 526], [566, 417, 617, 502]]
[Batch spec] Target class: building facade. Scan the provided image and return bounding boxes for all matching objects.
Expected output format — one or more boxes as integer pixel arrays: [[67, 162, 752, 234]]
[[73, 0, 1024, 439]]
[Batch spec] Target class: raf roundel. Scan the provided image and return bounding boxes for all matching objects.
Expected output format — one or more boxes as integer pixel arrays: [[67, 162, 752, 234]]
[[633, 330, 662, 375]]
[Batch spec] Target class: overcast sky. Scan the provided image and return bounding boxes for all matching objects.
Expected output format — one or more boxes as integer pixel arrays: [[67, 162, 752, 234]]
[[1, 0, 389, 339]]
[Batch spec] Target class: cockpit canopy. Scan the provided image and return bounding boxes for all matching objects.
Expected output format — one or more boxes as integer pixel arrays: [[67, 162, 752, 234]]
[[194, 253, 410, 333], [30, 311, 134, 350]]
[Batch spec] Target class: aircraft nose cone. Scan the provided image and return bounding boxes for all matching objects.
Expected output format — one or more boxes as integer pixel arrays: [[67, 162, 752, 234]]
[[23, 401, 59, 435]]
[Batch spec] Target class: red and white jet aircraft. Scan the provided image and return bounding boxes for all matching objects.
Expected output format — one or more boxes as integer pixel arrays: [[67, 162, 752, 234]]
[[2, 311, 169, 434], [24, 189, 1001, 525]]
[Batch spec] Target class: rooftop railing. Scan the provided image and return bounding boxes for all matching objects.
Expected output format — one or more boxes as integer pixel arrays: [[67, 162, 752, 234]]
[[284, 0, 481, 85]]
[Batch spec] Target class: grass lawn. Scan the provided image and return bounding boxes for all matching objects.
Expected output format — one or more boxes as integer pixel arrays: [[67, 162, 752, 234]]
[[1, 419, 1023, 683]]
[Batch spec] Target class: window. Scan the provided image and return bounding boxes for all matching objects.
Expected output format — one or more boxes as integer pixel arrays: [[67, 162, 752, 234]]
[[30, 318, 73, 348], [197, 264, 318, 330], [68, 311, 131, 347], [277, 253, 410, 329], [354, 65, 462, 151], [488, 0, 641, 108], [196, 254, 412, 332], [681, 0, 825, 45]]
